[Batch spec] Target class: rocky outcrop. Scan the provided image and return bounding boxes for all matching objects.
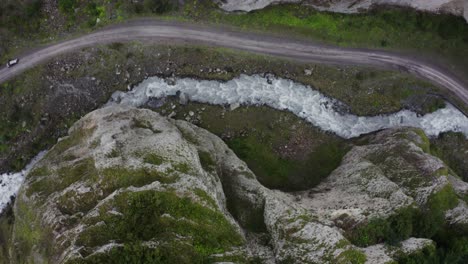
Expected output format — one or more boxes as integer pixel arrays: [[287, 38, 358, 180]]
[[3, 106, 467, 263], [215, 0, 468, 22]]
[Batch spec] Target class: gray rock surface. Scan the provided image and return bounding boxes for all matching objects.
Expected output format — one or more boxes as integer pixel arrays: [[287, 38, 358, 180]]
[[4, 106, 466, 263]]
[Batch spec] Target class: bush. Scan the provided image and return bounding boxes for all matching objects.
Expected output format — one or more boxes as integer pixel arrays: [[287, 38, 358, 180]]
[[347, 206, 416, 247], [58, 0, 76, 14], [144, 0, 172, 14], [25, 0, 42, 17]]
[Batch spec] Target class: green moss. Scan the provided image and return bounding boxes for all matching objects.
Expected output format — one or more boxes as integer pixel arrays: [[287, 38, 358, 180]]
[[413, 184, 459, 238], [193, 188, 217, 209], [56, 189, 99, 217], [105, 148, 120, 158], [198, 150, 216, 173], [228, 136, 348, 191], [0, 205, 14, 263], [346, 206, 417, 247], [132, 117, 161, 133], [26, 158, 97, 198], [100, 167, 177, 195], [75, 190, 243, 260], [430, 132, 468, 181], [28, 166, 50, 177], [336, 239, 351, 249], [13, 198, 54, 262], [396, 243, 438, 264], [143, 153, 164, 166], [173, 162, 191, 174], [52, 125, 96, 155], [335, 249, 367, 264]]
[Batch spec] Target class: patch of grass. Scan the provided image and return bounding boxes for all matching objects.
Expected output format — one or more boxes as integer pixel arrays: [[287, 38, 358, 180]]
[[346, 206, 417, 247], [26, 158, 97, 198], [198, 150, 216, 173], [173, 162, 191, 174], [335, 249, 367, 264], [346, 183, 460, 255], [430, 132, 468, 181], [100, 167, 177, 195], [105, 148, 120, 158], [0, 204, 14, 262], [193, 188, 217, 209], [12, 198, 53, 262], [75, 190, 243, 260], [131, 117, 161, 133], [143, 153, 164, 166], [228, 136, 348, 191], [396, 243, 438, 264], [52, 125, 96, 156], [56, 188, 99, 217], [413, 184, 459, 238], [58, 0, 77, 15]]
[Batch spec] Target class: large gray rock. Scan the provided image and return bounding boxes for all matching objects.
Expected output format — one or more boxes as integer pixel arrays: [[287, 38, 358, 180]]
[[4, 106, 465, 263]]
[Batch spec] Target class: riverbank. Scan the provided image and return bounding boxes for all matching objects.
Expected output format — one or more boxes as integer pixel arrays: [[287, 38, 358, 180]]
[[0, 43, 455, 173]]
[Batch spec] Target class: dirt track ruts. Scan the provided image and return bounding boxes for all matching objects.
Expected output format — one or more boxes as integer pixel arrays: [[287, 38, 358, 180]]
[[1, 20, 467, 106]]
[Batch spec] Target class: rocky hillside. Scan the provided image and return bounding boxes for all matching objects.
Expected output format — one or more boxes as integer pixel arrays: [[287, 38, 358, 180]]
[[215, 0, 468, 22], [1, 106, 467, 263]]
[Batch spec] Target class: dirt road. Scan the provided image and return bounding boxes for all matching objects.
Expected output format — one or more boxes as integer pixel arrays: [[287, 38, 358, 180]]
[[1, 20, 467, 105]]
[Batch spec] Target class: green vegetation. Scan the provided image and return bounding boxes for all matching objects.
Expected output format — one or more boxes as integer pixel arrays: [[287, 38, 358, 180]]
[[335, 249, 367, 264], [0, 205, 14, 263], [132, 117, 161, 133], [156, 101, 350, 191], [198, 150, 216, 173], [346, 206, 416, 247], [58, 0, 77, 15], [194, 188, 217, 209], [346, 184, 464, 262], [413, 185, 459, 238], [105, 147, 120, 158], [143, 153, 164, 166], [100, 167, 177, 194], [26, 158, 96, 198], [186, 2, 468, 75], [0, 43, 450, 172], [396, 243, 438, 264], [143, 0, 174, 14], [228, 136, 348, 191], [430, 132, 468, 181], [74, 190, 243, 261], [12, 198, 53, 262]]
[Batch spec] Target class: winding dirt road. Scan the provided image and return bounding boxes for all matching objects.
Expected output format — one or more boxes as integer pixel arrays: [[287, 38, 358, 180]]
[[1, 20, 467, 105]]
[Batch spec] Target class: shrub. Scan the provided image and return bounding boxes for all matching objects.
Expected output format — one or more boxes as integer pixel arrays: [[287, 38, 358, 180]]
[[58, 0, 76, 14], [143, 0, 173, 14]]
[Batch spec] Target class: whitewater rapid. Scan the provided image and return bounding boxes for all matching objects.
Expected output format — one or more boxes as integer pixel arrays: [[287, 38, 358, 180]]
[[108, 74, 468, 139], [0, 151, 47, 214]]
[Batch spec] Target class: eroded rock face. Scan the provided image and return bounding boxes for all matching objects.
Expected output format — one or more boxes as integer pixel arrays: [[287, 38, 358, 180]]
[[5, 106, 466, 263], [215, 0, 468, 22]]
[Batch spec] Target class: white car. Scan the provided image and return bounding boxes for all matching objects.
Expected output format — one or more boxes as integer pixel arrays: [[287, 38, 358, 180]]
[[6, 58, 19, 68]]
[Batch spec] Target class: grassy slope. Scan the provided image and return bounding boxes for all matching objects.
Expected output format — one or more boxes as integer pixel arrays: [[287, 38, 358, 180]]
[[152, 100, 350, 191]]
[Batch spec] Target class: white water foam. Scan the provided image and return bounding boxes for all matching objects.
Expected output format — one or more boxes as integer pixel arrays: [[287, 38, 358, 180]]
[[0, 151, 47, 214], [107, 74, 468, 139]]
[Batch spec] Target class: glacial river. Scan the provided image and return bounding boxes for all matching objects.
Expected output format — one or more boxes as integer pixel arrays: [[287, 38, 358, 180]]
[[2, 74, 468, 214], [108, 74, 468, 139]]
